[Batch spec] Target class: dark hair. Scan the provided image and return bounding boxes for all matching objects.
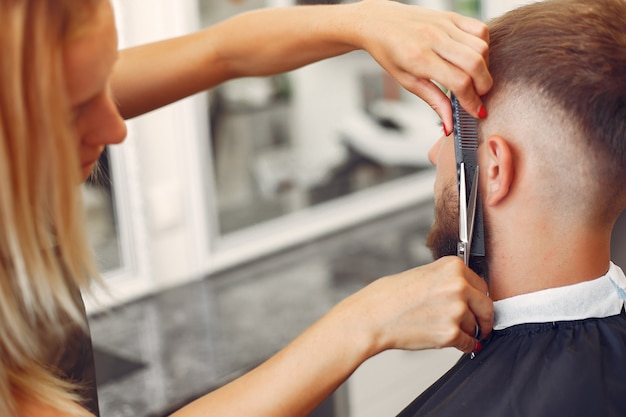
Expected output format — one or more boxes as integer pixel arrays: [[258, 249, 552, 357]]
[[487, 0, 626, 198]]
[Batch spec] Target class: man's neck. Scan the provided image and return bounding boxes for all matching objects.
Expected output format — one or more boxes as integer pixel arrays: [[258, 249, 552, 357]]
[[485, 216, 612, 301]]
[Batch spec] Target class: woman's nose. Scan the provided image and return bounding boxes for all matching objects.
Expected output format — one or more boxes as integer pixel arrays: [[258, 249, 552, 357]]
[[81, 92, 127, 146]]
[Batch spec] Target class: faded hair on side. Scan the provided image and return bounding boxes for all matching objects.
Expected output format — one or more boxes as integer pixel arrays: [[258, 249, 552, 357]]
[[487, 0, 626, 211], [0, 0, 102, 416]]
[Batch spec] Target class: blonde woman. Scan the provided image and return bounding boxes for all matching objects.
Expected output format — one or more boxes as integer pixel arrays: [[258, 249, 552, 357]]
[[2, 1, 493, 416]]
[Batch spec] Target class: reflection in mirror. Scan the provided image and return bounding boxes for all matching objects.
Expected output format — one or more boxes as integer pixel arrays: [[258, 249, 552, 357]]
[[83, 148, 122, 272], [201, 1, 442, 236]]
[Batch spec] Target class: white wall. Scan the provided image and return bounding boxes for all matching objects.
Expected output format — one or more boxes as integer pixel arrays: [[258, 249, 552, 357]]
[[112, 0, 210, 292]]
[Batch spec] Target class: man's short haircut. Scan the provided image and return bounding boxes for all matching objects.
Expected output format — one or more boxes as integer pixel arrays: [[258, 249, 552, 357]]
[[486, 0, 626, 211]]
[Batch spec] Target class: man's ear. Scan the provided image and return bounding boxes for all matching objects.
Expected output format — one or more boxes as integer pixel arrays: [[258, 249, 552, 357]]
[[483, 135, 514, 206]]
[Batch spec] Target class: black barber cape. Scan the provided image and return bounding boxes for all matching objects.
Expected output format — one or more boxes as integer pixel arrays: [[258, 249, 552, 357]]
[[396, 262, 626, 417]]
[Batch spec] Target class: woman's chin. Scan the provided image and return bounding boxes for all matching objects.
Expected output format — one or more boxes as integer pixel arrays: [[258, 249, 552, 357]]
[[81, 163, 96, 182]]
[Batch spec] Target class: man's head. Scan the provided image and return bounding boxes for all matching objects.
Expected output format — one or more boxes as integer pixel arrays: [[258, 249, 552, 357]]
[[427, 0, 626, 274], [482, 0, 626, 218]]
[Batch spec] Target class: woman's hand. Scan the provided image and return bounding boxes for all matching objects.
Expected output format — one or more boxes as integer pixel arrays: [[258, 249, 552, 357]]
[[335, 256, 493, 355], [170, 257, 492, 417], [349, 0, 492, 132]]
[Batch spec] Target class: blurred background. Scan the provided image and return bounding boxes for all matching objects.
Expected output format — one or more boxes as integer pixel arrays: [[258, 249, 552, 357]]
[[82, 0, 626, 416]]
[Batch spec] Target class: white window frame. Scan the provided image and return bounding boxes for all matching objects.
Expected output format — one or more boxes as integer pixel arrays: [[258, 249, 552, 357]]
[[85, 122, 154, 314]]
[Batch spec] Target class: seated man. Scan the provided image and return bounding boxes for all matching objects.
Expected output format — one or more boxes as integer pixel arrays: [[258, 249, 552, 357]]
[[398, 0, 626, 415]]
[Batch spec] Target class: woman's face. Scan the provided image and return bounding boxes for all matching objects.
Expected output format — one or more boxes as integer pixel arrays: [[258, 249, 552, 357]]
[[63, 1, 126, 180]]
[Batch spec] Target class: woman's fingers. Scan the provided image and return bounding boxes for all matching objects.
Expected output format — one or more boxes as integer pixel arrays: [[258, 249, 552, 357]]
[[396, 75, 453, 131], [358, 256, 493, 355], [460, 264, 493, 341], [421, 257, 493, 352], [450, 12, 490, 48], [356, 2, 493, 124], [431, 23, 492, 119]]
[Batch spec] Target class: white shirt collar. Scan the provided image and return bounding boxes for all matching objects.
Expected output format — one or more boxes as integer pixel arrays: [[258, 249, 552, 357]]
[[493, 262, 626, 331]]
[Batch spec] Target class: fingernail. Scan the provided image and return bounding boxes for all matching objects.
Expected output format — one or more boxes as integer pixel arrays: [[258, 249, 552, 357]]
[[478, 105, 488, 119], [474, 341, 483, 352], [443, 124, 450, 136]]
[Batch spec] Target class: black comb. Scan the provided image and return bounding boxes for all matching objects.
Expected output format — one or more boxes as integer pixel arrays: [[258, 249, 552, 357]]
[[451, 93, 485, 259]]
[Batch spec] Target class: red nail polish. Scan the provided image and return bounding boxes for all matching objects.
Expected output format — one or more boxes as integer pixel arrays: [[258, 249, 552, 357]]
[[478, 105, 488, 119], [475, 341, 483, 352], [443, 124, 450, 136]]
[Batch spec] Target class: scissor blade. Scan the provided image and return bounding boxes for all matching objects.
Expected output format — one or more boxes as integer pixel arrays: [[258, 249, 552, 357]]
[[466, 166, 479, 249], [458, 163, 470, 264], [458, 163, 468, 244]]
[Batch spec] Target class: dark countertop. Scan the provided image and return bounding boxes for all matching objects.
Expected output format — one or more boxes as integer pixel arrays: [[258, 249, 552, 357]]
[[88, 201, 435, 417]]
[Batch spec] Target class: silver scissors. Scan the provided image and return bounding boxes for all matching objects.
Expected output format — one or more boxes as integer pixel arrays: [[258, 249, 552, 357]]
[[458, 163, 482, 355], [457, 163, 479, 265]]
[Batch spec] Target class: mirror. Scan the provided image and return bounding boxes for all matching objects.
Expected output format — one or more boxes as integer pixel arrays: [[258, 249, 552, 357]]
[[200, 0, 441, 236]]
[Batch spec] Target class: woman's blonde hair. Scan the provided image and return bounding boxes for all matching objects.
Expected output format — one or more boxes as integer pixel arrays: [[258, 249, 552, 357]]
[[0, 0, 103, 415]]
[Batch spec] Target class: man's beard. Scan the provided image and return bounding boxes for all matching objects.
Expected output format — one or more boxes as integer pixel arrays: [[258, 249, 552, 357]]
[[426, 181, 460, 260], [426, 180, 490, 279]]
